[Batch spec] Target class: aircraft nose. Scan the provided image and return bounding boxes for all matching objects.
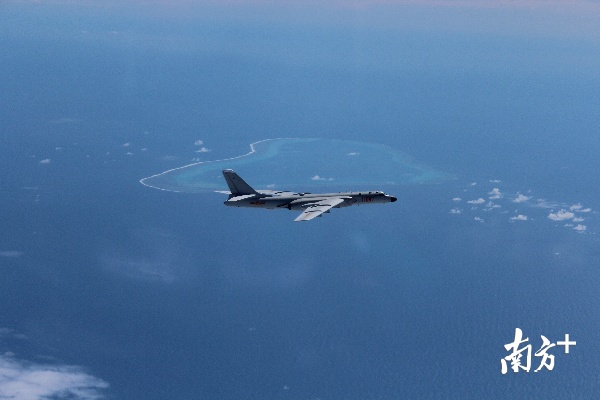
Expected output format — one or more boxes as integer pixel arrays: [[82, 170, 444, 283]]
[[390, 196, 397, 202]]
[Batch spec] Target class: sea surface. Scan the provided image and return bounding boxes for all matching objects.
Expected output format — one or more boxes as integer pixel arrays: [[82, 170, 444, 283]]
[[1, 2, 599, 399]]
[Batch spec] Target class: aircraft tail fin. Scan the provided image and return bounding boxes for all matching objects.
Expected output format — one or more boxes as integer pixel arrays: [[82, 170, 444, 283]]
[[222, 169, 258, 196]]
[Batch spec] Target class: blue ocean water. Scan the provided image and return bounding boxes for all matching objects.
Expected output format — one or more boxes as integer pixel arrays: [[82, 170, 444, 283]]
[[1, 3, 600, 399], [140, 138, 449, 193]]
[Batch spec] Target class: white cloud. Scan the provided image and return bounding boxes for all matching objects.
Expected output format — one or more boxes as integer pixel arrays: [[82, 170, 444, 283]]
[[513, 194, 531, 203], [467, 198, 485, 204], [488, 188, 502, 199], [452, 197, 462, 202], [99, 229, 191, 283], [470, 182, 477, 186], [122, 142, 130, 147], [347, 152, 359, 156], [474, 217, 484, 222], [489, 179, 501, 183], [548, 209, 575, 221], [536, 199, 560, 209], [573, 217, 585, 222], [510, 215, 528, 221], [39, 159, 51, 164], [194, 147, 210, 153], [0, 251, 23, 258], [0, 328, 26, 340], [449, 208, 462, 214], [573, 224, 587, 232], [483, 202, 501, 211], [311, 175, 333, 181], [194, 140, 203, 146], [0, 328, 14, 336], [580, 208, 592, 213], [570, 203, 583, 211], [0, 353, 108, 400], [101, 256, 176, 283]]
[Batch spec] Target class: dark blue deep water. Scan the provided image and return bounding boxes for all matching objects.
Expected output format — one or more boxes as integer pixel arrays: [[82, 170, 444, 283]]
[[1, 3, 600, 399]]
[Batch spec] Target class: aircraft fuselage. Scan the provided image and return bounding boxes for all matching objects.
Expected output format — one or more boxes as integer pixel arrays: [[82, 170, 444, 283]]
[[221, 169, 397, 221], [224, 191, 396, 210]]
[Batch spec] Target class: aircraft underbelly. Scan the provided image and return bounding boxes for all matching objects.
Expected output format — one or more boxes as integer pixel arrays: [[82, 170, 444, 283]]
[[263, 199, 289, 209]]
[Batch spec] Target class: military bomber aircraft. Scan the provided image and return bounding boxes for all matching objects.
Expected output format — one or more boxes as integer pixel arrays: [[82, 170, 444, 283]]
[[221, 169, 397, 222]]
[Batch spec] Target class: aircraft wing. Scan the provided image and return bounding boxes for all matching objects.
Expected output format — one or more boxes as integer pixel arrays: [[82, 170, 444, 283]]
[[294, 197, 347, 222]]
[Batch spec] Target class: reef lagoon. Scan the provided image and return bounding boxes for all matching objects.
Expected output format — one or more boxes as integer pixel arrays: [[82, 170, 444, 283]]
[[140, 138, 449, 193]]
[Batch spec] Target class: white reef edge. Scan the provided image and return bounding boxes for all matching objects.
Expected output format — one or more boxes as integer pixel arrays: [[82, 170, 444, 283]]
[[139, 138, 295, 192]]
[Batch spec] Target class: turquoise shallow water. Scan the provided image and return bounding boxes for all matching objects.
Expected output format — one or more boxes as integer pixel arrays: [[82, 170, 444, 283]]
[[140, 138, 450, 193]]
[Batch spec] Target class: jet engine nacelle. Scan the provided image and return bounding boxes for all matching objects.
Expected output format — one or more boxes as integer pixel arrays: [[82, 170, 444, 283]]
[[288, 199, 318, 211]]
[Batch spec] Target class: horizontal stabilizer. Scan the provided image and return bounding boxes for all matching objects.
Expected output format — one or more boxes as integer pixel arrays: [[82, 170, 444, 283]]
[[228, 194, 257, 202]]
